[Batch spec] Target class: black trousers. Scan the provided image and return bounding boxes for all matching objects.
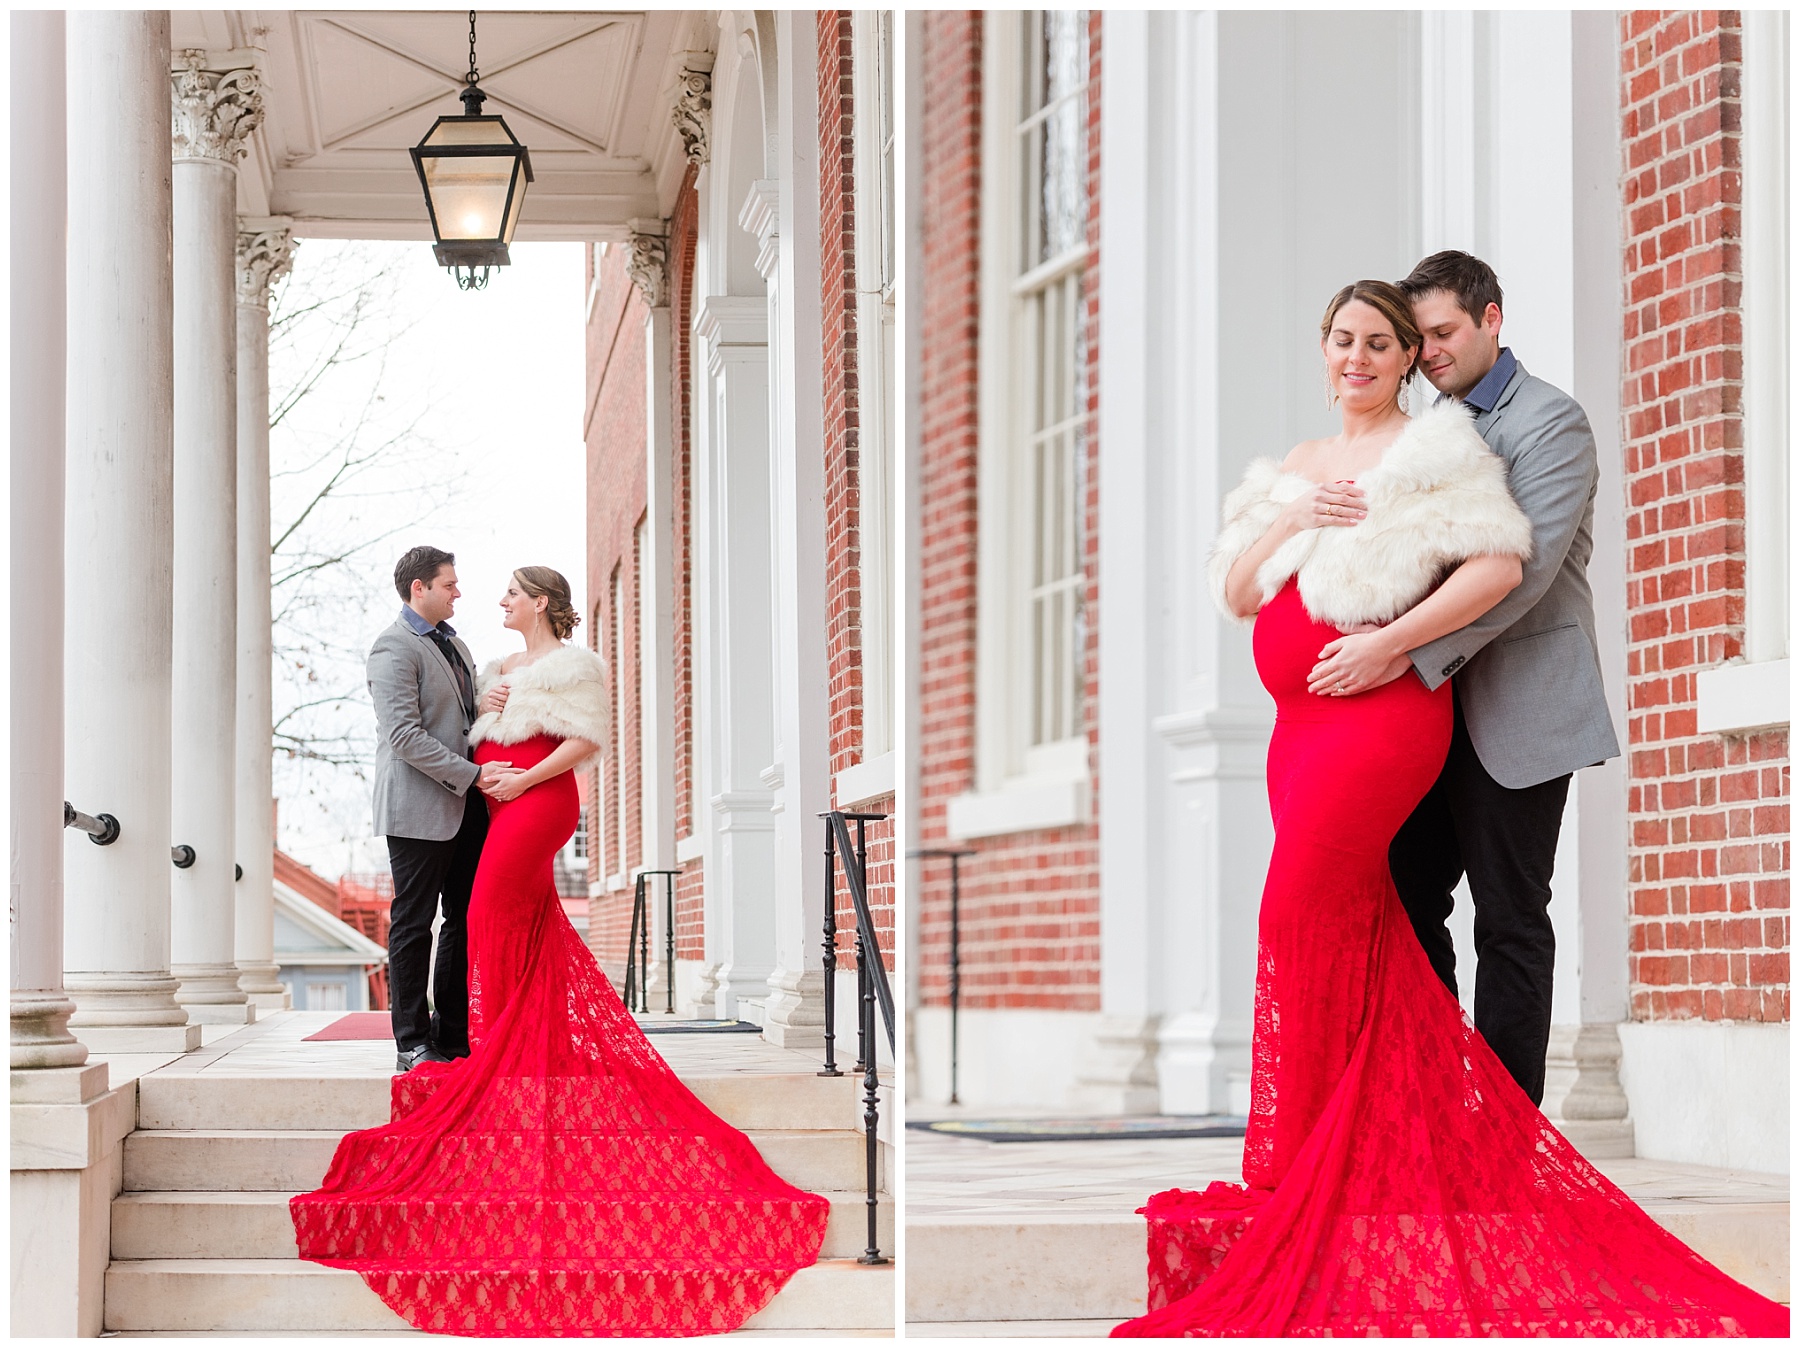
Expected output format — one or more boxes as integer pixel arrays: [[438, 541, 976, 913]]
[[1389, 691, 1570, 1105], [386, 791, 488, 1055]]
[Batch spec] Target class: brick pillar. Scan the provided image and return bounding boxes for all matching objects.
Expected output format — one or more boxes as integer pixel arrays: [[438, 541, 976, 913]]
[[1620, 11, 1789, 1026]]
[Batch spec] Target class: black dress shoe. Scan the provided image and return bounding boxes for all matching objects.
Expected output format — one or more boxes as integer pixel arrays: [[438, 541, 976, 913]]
[[396, 1043, 452, 1073]]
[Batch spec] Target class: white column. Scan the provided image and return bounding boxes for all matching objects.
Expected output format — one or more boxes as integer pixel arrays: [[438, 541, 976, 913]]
[[63, 10, 200, 1054], [696, 295, 779, 1018], [10, 10, 86, 1072], [761, 12, 833, 1054], [170, 50, 261, 1023], [626, 227, 679, 1007], [234, 220, 295, 1009]]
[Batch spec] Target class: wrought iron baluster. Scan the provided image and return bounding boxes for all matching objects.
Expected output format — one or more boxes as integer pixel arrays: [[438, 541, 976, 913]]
[[909, 847, 975, 1104], [819, 822, 842, 1076], [635, 873, 650, 1013]]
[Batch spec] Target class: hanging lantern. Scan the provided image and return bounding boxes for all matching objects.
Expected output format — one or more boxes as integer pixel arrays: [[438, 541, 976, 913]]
[[410, 11, 534, 290]]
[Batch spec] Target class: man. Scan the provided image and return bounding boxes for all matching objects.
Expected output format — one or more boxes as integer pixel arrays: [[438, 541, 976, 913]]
[[1339, 251, 1620, 1105], [370, 545, 505, 1072]]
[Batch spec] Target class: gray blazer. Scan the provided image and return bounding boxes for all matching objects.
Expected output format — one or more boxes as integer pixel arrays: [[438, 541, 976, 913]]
[[368, 618, 482, 841], [1408, 360, 1622, 789]]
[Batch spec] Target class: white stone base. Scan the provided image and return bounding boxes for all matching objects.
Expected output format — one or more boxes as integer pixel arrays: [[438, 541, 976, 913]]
[[11, 1063, 136, 1337], [1618, 1020, 1788, 1173], [909, 1007, 1101, 1111], [73, 1023, 204, 1055], [827, 967, 895, 1073], [178, 1003, 258, 1026], [247, 989, 292, 1013], [1074, 1015, 1162, 1115], [762, 967, 827, 1057]]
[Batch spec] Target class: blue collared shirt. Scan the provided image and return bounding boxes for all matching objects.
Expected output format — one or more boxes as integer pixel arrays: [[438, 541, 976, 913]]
[[401, 606, 473, 708], [400, 604, 452, 640], [1462, 346, 1517, 414]]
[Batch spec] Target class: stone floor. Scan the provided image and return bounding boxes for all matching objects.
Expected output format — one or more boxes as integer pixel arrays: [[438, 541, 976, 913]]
[[905, 1119, 1791, 1221], [88, 1009, 832, 1089], [904, 1112, 1790, 1334]]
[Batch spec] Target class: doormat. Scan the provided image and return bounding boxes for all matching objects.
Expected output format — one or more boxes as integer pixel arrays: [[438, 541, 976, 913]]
[[908, 1115, 1248, 1143], [636, 1019, 762, 1035], [303, 1012, 392, 1042]]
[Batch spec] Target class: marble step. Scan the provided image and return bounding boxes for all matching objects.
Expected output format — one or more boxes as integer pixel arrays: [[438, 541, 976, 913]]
[[103, 1257, 894, 1332], [135, 1071, 858, 1134], [904, 1201, 1790, 1323], [112, 1188, 895, 1263], [123, 1127, 878, 1196]]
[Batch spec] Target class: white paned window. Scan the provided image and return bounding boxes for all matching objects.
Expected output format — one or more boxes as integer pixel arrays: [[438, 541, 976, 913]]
[[611, 564, 625, 879], [1698, 10, 1790, 733], [852, 10, 896, 771], [951, 10, 1093, 840]]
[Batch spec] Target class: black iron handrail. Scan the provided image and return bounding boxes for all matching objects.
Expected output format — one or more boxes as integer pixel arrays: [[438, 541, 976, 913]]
[[910, 847, 974, 1104], [64, 801, 120, 846], [819, 809, 893, 1266], [624, 869, 681, 1015]]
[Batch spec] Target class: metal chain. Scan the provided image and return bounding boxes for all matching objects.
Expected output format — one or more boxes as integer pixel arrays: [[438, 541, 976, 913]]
[[466, 10, 480, 86]]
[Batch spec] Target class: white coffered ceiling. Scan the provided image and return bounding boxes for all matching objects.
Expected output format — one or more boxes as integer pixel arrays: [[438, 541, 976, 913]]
[[172, 10, 715, 240]]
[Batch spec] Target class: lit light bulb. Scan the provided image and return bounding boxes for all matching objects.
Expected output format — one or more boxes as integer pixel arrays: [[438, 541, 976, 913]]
[[463, 213, 484, 234]]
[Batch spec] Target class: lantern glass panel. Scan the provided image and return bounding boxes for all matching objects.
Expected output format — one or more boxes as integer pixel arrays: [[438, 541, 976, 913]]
[[418, 119, 524, 243], [501, 168, 528, 245]]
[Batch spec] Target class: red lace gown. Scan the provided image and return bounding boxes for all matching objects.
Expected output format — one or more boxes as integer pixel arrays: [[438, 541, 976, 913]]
[[1114, 583, 1788, 1337], [291, 735, 829, 1336]]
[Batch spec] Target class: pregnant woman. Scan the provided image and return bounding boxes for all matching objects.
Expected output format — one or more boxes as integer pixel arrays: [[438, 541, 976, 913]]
[[293, 566, 828, 1337], [1112, 283, 1786, 1337]]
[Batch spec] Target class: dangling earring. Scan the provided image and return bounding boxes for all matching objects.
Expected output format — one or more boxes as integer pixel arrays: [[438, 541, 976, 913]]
[[1324, 368, 1339, 410], [1398, 377, 1411, 416]]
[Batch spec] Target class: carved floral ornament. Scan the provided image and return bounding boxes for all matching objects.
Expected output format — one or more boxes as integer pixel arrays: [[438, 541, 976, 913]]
[[625, 232, 670, 310], [671, 69, 712, 167], [171, 50, 264, 163], [236, 226, 296, 310]]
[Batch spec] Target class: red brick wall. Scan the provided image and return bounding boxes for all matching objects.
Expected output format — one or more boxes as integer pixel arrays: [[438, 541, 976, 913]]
[[584, 243, 648, 965], [819, 12, 895, 968], [1620, 9, 1789, 1023], [913, 11, 1104, 1014], [668, 175, 703, 961]]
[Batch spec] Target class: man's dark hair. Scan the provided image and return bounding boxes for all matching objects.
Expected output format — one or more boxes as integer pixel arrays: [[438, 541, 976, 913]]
[[1399, 250, 1504, 323], [394, 545, 455, 603]]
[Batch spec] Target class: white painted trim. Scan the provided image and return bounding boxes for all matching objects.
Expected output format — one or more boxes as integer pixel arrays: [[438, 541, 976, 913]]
[[946, 771, 1089, 841], [835, 750, 896, 810], [676, 833, 704, 864], [1695, 658, 1791, 734], [851, 10, 897, 764], [1742, 10, 1790, 664], [271, 883, 387, 962], [1618, 1020, 1788, 1173], [908, 1006, 1101, 1111]]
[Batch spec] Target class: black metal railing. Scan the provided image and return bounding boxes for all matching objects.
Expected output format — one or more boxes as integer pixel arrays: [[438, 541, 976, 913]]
[[623, 869, 681, 1014], [63, 801, 120, 846], [910, 847, 974, 1105], [819, 810, 894, 1266]]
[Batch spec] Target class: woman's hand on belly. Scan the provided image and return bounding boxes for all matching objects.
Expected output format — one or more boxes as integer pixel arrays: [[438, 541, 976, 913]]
[[1307, 628, 1414, 697]]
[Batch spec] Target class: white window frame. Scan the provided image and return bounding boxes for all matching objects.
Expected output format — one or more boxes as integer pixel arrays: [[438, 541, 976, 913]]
[[1698, 10, 1789, 733], [838, 9, 898, 809], [949, 9, 1093, 840]]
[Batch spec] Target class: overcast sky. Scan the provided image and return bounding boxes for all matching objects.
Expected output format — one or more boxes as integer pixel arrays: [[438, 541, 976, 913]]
[[270, 239, 586, 876]]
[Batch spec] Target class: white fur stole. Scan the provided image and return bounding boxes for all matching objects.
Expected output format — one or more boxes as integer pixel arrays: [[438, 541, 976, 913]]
[[1207, 399, 1533, 629], [469, 644, 610, 767]]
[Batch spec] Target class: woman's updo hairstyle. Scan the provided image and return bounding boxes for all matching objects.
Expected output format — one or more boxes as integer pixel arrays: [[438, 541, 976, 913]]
[[1319, 279, 1423, 381], [513, 566, 581, 641]]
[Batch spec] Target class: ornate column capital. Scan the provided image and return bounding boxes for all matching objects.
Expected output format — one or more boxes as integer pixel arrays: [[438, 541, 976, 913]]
[[625, 227, 670, 310], [671, 68, 712, 167], [235, 219, 296, 309], [171, 49, 263, 163]]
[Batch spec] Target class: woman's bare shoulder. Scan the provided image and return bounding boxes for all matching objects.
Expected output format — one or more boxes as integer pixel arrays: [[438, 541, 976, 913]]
[[499, 652, 526, 675], [1280, 438, 1331, 474]]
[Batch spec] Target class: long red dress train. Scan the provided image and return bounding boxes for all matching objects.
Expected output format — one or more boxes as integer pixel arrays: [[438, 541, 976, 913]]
[[292, 736, 829, 1337], [1113, 585, 1787, 1337]]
